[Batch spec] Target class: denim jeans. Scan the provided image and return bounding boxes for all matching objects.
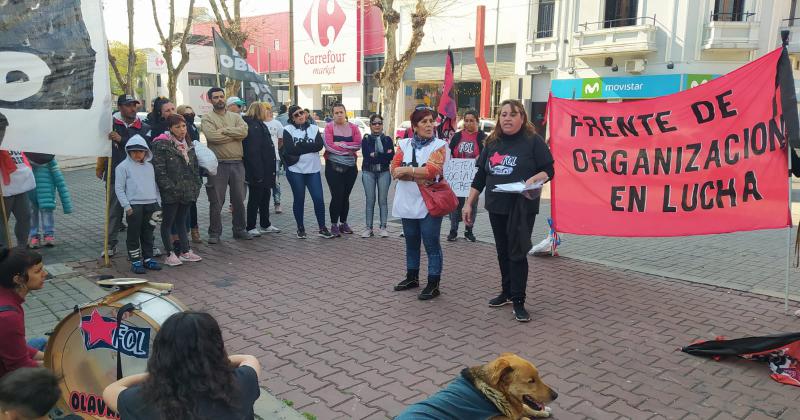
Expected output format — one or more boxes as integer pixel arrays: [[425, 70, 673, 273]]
[[285, 170, 326, 229], [272, 167, 282, 205], [29, 205, 55, 237], [28, 337, 47, 351], [362, 170, 391, 229], [401, 215, 443, 276]]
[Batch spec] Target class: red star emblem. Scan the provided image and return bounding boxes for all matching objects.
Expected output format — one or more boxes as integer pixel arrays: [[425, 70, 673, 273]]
[[489, 152, 507, 166], [81, 309, 117, 347]]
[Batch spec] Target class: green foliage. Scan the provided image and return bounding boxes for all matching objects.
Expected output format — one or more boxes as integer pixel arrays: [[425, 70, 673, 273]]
[[282, 399, 294, 407], [108, 40, 148, 97], [301, 413, 316, 420]]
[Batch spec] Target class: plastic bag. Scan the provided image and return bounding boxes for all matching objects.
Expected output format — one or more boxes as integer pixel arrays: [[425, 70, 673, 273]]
[[193, 140, 218, 176], [529, 217, 560, 256]]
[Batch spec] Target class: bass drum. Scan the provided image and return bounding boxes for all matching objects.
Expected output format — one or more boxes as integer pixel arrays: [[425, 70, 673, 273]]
[[45, 285, 187, 419]]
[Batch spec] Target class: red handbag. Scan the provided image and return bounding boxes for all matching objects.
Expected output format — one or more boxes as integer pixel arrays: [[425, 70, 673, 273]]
[[412, 147, 458, 217]]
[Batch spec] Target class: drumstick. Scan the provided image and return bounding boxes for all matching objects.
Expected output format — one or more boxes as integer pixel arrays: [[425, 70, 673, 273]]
[[145, 282, 174, 291], [102, 285, 143, 305]]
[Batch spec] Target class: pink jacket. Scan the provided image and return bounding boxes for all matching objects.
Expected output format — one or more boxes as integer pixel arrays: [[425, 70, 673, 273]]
[[323, 122, 360, 159]]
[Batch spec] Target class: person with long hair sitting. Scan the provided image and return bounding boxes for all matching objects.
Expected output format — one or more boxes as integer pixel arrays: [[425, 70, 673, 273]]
[[103, 312, 262, 419]]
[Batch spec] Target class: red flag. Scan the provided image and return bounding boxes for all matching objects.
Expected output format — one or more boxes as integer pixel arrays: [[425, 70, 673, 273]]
[[437, 49, 457, 141]]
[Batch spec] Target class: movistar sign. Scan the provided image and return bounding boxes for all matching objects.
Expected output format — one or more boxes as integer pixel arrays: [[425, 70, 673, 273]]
[[552, 74, 689, 99]]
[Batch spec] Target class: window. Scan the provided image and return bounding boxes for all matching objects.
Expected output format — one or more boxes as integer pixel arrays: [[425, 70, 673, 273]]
[[274, 39, 280, 51], [536, 0, 555, 38], [791, 0, 800, 26], [188, 72, 225, 87], [712, 0, 746, 21], [604, 0, 638, 28]]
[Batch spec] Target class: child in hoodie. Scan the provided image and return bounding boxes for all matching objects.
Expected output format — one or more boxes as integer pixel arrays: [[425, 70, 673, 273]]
[[114, 135, 162, 274]]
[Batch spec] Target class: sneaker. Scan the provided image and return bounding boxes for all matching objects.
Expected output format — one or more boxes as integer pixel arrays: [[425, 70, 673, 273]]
[[260, 225, 281, 233], [233, 230, 253, 240], [207, 236, 220, 244], [418, 281, 440, 300], [28, 237, 40, 249], [152, 246, 162, 257], [164, 252, 183, 267], [378, 228, 390, 238], [488, 294, 512, 307], [131, 261, 146, 275], [330, 224, 341, 237], [513, 303, 531, 322], [464, 231, 476, 242], [179, 250, 202, 262], [361, 228, 373, 238], [247, 228, 262, 237], [100, 245, 116, 258], [274, 204, 283, 214], [43, 235, 55, 247], [297, 228, 307, 239], [340, 223, 353, 234], [447, 230, 458, 242], [318, 227, 334, 239], [144, 258, 162, 271]]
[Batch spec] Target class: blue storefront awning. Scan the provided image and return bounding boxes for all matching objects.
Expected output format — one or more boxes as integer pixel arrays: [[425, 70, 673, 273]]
[[551, 74, 719, 100]]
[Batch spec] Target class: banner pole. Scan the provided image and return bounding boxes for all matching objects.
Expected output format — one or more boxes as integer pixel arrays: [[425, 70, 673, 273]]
[[0, 182, 13, 247], [103, 156, 112, 267]]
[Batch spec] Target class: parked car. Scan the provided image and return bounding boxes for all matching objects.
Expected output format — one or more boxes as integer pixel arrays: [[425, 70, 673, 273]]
[[351, 118, 368, 138], [394, 120, 412, 139], [457, 118, 495, 134]]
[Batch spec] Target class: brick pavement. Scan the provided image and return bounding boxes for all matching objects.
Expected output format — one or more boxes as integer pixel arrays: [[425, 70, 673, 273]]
[[73, 221, 800, 419]]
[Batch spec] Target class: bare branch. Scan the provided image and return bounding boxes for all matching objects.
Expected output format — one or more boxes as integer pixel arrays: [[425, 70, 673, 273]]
[[168, 0, 176, 45], [125, 0, 135, 95], [208, 0, 228, 33], [108, 46, 127, 93], [219, 0, 233, 24], [233, 0, 241, 22], [151, 0, 166, 44]]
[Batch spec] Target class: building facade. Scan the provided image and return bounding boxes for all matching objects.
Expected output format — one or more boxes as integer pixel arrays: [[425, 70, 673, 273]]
[[518, 0, 798, 132]]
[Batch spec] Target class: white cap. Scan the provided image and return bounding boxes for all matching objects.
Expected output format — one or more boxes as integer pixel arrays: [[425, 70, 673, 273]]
[[226, 96, 245, 107]]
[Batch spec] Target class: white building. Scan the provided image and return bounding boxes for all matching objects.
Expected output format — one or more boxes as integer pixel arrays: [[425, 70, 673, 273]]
[[518, 0, 798, 130]]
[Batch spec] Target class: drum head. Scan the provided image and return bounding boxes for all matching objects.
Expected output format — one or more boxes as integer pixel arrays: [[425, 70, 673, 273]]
[[45, 288, 187, 419], [96, 278, 147, 287]]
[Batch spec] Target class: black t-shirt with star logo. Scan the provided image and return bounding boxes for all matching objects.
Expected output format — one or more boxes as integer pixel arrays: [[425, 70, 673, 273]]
[[471, 130, 554, 214]]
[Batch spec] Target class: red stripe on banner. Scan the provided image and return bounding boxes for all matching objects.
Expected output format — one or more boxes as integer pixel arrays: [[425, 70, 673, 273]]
[[550, 48, 791, 237]]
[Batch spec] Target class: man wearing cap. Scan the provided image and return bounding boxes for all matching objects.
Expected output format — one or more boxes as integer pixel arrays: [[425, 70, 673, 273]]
[[100, 95, 152, 257], [201, 87, 251, 242], [226, 96, 246, 115]]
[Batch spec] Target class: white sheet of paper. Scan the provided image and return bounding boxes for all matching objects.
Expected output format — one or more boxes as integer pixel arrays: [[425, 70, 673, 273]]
[[492, 181, 544, 193]]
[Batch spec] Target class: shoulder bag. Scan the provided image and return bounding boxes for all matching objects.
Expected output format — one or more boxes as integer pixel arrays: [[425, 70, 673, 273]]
[[412, 146, 458, 217]]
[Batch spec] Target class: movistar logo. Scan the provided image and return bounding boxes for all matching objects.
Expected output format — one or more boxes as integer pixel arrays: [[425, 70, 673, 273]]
[[581, 78, 603, 99], [686, 74, 713, 90]]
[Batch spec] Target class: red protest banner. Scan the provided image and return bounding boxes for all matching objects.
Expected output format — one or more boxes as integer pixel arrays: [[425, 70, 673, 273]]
[[549, 48, 791, 237]]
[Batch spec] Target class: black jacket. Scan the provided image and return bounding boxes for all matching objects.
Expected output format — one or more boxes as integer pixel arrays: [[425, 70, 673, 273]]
[[448, 130, 486, 157], [110, 114, 151, 181], [242, 117, 277, 188]]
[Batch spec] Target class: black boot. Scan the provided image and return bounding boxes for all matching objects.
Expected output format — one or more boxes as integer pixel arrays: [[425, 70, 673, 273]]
[[394, 270, 419, 291], [418, 275, 440, 300]]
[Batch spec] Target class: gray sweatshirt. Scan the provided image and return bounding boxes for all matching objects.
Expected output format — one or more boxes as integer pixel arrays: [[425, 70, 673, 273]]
[[114, 135, 161, 211]]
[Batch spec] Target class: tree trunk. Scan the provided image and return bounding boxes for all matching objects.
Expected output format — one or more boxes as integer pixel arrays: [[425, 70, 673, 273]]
[[125, 0, 135, 95], [225, 79, 241, 98]]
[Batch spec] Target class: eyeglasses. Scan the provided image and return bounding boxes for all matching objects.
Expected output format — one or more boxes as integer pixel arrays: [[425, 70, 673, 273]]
[[370, 121, 383, 125], [414, 105, 433, 111]]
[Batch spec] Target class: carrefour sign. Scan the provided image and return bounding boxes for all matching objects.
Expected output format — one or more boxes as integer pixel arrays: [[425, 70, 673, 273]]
[[551, 74, 720, 100], [293, 0, 359, 85]]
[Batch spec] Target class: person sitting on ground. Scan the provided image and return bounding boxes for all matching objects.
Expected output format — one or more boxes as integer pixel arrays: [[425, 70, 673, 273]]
[[114, 135, 162, 274], [0, 367, 60, 420], [103, 312, 262, 420], [152, 115, 202, 267], [0, 248, 48, 378]]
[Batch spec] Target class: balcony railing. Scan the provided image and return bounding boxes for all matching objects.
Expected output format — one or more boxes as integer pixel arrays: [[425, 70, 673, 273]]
[[711, 11, 755, 22], [577, 16, 656, 32]]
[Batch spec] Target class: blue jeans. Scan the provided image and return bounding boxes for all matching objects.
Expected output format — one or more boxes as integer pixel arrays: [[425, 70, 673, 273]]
[[362, 170, 391, 229], [285, 170, 326, 229], [28, 337, 47, 351], [401, 215, 443, 276], [273, 169, 282, 205], [29, 205, 54, 238]]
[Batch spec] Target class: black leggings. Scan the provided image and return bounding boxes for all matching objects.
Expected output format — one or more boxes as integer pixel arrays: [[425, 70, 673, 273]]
[[325, 163, 358, 224], [161, 203, 190, 254], [246, 184, 272, 230], [488, 212, 536, 304]]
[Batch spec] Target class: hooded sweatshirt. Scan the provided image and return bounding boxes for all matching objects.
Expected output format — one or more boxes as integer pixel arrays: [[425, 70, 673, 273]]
[[114, 135, 160, 211]]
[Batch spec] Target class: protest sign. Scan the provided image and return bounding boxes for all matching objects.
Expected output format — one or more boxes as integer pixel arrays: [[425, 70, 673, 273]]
[[549, 48, 795, 237], [445, 158, 478, 197]]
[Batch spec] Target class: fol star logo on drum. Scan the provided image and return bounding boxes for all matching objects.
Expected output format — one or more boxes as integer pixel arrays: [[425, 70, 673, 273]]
[[80, 309, 151, 358]]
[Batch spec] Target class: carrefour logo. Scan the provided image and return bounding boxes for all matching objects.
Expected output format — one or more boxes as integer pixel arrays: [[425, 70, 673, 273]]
[[303, 0, 346, 47], [581, 78, 603, 99]]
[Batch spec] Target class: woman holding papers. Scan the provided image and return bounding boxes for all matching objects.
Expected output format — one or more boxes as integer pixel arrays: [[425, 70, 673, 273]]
[[463, 99, 554, 322], [391, 105, 448, 300]]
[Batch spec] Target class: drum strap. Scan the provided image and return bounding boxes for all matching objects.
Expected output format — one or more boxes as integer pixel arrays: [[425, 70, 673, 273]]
[[0, 305, 18, 313], [115, 303, 136, 380]]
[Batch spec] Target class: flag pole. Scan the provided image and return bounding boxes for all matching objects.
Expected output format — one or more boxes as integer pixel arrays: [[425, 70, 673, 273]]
[[103, 156, 112, 267], [212, 28, 222, 87], [0, 182, 12, 247]]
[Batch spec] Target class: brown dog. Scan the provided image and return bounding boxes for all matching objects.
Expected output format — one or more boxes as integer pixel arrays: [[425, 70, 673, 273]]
[[396, 353, 558, 420]]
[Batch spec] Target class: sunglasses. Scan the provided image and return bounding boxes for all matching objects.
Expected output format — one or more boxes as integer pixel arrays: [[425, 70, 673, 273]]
[[370, 121, 383, 125], [292, 111, 305, 118]]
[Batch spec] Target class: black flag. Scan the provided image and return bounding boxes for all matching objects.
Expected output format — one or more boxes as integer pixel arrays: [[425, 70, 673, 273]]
[[213, 29, 276, 106]]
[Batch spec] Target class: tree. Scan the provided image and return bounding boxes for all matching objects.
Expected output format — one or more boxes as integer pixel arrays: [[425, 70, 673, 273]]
[[371, 0, 454, 132], [151, 0, 196, 100], [208, 0, 248, 97], [107, 41, 147, 97], [107, 0, 136, 96]]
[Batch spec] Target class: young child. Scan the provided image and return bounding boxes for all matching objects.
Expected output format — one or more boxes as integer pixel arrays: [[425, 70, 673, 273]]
[[0, 367, 61, 420], [114, 135, 162, 274], [26, 153, 72, 248]]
